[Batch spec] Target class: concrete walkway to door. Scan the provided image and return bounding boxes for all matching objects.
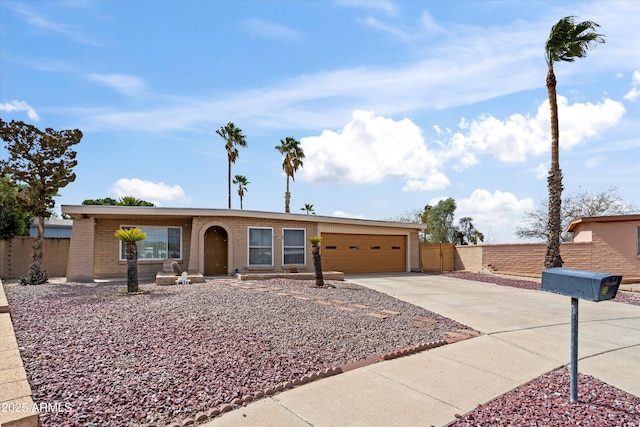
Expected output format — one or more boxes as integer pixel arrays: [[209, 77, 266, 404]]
[[203, 272, 640, 427]]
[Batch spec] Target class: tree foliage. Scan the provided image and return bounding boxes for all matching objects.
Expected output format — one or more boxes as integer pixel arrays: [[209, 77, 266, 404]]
[[300, 203, 315, 215], [216, 122, 247, 209], [82, 197, 154, 206], [114, 228, 147, 293], [0, 119, 82, 284], [424, 198, 457, 243], [275, 136, 305, 213], [517, 187, 636, 242], [232, 175, 249, 210], [0, 177, 32, 239]]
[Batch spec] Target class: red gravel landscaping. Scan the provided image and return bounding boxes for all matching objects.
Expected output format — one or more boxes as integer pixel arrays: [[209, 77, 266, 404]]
[[5, 278, 473, 426]]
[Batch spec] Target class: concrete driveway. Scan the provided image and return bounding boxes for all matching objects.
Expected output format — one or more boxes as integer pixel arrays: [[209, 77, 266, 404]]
[[204, 272, 640, 427]]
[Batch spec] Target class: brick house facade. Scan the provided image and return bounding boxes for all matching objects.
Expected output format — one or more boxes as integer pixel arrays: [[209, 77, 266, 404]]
[[61, 206, 423, 282]]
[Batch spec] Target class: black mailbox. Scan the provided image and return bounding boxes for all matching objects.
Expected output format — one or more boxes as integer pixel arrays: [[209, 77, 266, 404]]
[[541, 268, 622, 302]]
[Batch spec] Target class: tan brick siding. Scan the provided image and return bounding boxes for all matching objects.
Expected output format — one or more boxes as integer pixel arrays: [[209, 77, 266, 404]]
[[0, 237, 69, 279], [93, 218, 193, 279]]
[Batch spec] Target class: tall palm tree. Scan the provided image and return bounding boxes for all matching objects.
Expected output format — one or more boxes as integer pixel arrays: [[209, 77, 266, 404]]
[[216, 122, 247, 209], [300, 203, 315, 215], [275, 137, 305, 213], [114, 227, 147, 293], [544, 16, 604, 268], [232, 174, 249, 209]]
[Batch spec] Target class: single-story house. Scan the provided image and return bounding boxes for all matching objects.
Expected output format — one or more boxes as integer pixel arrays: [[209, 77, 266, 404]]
[[566, 214, 640, 278], [61, 205, 424, 282]]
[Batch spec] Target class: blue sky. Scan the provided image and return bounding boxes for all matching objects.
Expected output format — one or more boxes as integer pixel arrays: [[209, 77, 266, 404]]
[[1, 0, 639, 243]]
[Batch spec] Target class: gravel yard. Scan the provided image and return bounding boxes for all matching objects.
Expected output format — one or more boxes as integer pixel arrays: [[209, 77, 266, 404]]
[[5, 272, 639, 426], [5, 277, 472, 426]]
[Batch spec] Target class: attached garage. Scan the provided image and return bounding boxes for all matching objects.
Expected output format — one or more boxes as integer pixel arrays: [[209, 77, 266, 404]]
[[321, 233, 407, 274]]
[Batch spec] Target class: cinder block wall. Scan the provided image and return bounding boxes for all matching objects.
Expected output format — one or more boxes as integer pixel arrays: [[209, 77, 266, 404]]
[[454, 245, 483, 272], [481, 242, 594, 275], [0, 237, 69, 279]]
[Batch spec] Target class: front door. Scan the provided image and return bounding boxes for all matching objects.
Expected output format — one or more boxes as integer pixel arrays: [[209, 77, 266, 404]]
[[204, 226, 228, 275]]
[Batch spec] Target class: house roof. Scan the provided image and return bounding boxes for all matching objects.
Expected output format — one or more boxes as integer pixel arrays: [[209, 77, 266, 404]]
[[566, 214, 640, 232], [61, 205, 425, 230]]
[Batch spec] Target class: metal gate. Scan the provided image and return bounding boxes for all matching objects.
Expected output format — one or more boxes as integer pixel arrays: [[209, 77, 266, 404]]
[[419, 243, 454, 272]]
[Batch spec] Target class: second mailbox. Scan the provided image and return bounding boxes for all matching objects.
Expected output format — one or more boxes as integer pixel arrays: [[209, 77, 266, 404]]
[[541, 268, 622, 302]]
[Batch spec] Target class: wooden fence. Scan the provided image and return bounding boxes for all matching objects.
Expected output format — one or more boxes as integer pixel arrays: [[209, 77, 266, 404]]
[[419, 243, 455, 272]]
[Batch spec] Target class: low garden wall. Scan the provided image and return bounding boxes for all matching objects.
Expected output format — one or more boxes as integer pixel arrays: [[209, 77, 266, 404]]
[[0, 237, 69, 280]]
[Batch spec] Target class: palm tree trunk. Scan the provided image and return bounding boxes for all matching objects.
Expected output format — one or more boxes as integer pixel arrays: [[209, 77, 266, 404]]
[[285, 176, 291, 213], [311, 242, 324, 287], [227, 159, 232, 209], [545, 64, 564, 268], [125, 241, 139, 293]]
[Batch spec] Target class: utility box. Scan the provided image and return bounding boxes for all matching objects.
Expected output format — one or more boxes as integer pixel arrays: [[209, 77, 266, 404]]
[[541, 268, 622, 302]]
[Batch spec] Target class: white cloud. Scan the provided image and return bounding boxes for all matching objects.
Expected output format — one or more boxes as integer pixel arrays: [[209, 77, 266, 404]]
[[531, 163, 548, 180], [456, 189, 535, 243], [623, 70, 640, 101], [299, 110, 447, 191], [240, 19, 301, 42], [109, 178, 190, 206], [86, 73, 145, 96], [0, 100, 40, 121], [585, 156, 604, 168], [440, 96, 625, 165]]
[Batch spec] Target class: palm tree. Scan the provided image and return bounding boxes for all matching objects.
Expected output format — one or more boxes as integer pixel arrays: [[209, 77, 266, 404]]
[[300, 203, 315, 215], [232, 174, 249, 209], [275, 137, 305, 213], [118, 196, 155, 206], [544, 16, 605, 268], [114, 227, 147, 293], [216, 122, 247, 209], [309, 236, 324, 287]]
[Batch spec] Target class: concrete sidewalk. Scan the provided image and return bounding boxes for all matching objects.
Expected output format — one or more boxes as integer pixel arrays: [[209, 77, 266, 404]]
[[203, 273, 640, 427]]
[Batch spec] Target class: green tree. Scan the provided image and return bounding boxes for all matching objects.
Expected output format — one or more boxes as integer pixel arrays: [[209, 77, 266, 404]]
[[275, 137, 305, 213], [118, 196, 155, 206], [82, 197, 119, 205], [232, 174, 249, 209], [216, 122, 247, 209], [0, 119, 82, 284], [114, 227, 147, 293], [423, 198, 457, 243], [544, 16, 605, 268], [457, 217, 485, 245], [82, 196, 155, 206], [300, 203, 315, 215], [517, 186, 635, 242], [0, 177, 32, 239]]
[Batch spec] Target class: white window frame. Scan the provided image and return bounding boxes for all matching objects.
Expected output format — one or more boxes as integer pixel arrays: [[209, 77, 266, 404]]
[[118, 225, 182, 261], [248, 227, 274, 266], [282, 228, 306, 266]]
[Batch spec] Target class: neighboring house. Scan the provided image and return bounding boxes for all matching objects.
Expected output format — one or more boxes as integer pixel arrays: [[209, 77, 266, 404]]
[[61, 205, 423, 282], [566, 214, 640, 278], [29, 218, 74, 238]]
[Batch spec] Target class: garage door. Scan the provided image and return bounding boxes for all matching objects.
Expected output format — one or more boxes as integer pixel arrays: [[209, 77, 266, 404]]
[[321, 233, 406, 274]]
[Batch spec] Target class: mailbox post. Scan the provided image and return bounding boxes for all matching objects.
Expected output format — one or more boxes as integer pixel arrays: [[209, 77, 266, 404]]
[[541, 268, 622, 402]]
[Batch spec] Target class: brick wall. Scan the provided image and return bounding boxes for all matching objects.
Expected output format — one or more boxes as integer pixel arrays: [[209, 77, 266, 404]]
[[0, 237, 69, 279], [481, 242, 595, 275], [93, 218, 193, 279]]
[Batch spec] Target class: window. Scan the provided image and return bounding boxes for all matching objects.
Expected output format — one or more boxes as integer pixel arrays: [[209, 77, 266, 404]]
[[249, 227, 273, 266], [119, 226, 181, 260], [283, 229, 305, 265], [637, 226, 640, 256]]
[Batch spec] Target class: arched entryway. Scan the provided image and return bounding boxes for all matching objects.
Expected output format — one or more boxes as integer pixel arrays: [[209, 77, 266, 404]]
[[204, 226, 228, 275]]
